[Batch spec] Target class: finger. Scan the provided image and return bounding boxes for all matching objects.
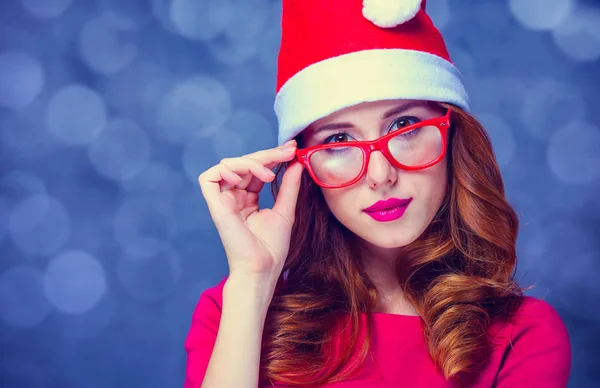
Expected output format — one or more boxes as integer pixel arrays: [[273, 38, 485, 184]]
[[244, 144, 300, 193], [221, 157, 276, 182], [240, 173, 264, 193], [218, 164, 243, 191], [271, 160, 305, 225], [244, 143, 297, 171], [240, 154, 293, 193], [198, 164, 236, 210], [198, 160, 267, 205]]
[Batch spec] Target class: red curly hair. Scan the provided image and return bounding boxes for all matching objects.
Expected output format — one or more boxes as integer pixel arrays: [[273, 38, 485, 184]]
[[260, 104, 526, 386]]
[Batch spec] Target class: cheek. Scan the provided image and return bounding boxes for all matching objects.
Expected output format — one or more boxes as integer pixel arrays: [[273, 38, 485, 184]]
[[321, 188, 349, 214], [320, 158, 448, 219], [417, 157, 448, 209]]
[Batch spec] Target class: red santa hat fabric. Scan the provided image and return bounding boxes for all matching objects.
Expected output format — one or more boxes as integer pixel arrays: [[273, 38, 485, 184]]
[[274, 0, 470, 145]]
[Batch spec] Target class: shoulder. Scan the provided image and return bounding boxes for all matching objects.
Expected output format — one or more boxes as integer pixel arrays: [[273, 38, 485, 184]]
[[490, 296, 572, 386], [490, 296, 571, 352], [507, 296, 570, 340]]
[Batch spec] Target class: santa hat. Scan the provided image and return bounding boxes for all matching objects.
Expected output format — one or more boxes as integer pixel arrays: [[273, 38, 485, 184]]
[[274, 0, 470, 145]]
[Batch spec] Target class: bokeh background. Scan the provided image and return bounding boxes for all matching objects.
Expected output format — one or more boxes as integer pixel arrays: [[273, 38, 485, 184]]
[[0, 0, 599, 386]]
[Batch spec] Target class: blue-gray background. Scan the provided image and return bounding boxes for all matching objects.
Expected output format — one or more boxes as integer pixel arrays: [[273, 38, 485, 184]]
[[1, 0, 599, 387]]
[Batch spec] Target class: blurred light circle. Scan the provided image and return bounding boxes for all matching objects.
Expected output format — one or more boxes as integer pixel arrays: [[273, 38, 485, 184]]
[[57, 291, 115, 339], [99, 62, 165, 108], [426, 0, 452, 31], [94, 0, 154, 29], [0, 51, 44, 109], [468, 76, 527, 116], [151, 0, 178, 33], [164, 280, 210, 340], [169, 0, 233, 41], [508, 0, 573, 31], [552, 251, 600, 320], [46, 84, 107, 146], [157, 75, 232, 144], [1, 171, 47, 201], [9, 194, 70, 256], [521, 79, 586, 140], [1, 99, 62, 158], [173, 190, 215, 233], [552, 4, 600, 62], [182, 134, 218, 183], [0, 266, 52, 328], [520, 220, 593, 277], [101, 10, 139, 31], [68, 214, 113, 259], [520, 220, 598, 320], [212, 128, 244, 160], [450, 47, 475, 78], [88, 118, 151, 182], [139, 75, 177, 125], [79, 14, 138, 74], [117, 238, 182, 302], [209, 39, 258, 66], [121, 162, 185, 200], [224, 0, 269, 42], [21, 0, 74, 18], [113, 197, 178, 248], [474, 114, 516, 167], [257, 1, 282, 71], [0, 197, 8, 245], [212, 109, 274, 160], [547, 121, 600, 185], [257, 30, 280, 72], [218, 61, 274, 107], [43, 250, 107, 315]]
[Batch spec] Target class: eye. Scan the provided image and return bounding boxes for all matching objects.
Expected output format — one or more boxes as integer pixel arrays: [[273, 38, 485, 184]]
[[323, 133, 354, 144], [390, 116, 420, 132]]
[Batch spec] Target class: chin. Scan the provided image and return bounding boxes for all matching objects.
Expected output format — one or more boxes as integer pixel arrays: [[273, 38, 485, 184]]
[[354, 224, 424, 249]]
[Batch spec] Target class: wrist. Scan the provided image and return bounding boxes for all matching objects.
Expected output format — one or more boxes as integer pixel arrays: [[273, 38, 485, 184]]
[[223, 274, 278, 312]]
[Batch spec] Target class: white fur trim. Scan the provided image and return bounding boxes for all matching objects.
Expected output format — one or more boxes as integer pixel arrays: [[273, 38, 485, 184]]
[[362, 0, 422, 28], [274, 49, 470, 145]]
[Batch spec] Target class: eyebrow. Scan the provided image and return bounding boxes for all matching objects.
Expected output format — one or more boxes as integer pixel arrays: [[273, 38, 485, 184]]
[[312, 101, 428, 134]]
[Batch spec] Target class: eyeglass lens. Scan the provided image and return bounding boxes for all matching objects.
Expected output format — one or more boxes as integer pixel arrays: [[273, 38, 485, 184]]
[[308, 124, 443, 186]]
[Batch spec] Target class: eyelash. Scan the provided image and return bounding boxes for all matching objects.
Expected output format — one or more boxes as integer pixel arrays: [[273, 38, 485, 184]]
[[322, 116, 421, 144]]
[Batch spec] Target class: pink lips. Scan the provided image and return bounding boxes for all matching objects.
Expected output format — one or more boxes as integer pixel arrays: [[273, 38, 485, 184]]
[[363, 198, 412, 222]]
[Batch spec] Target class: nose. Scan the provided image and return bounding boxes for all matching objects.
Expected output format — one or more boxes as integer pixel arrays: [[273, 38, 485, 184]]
[[365, 150, 398, 189]]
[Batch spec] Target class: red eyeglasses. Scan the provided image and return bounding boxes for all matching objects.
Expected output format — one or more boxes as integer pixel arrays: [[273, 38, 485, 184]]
[[295, 108, 452, 189]]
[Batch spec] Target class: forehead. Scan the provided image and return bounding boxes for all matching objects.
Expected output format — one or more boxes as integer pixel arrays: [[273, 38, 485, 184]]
[[300, 99, 440, 138]]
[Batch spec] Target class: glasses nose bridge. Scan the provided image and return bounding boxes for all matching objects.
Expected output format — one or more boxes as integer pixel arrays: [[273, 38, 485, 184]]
[[364, 138, 394, 168], [365, 137, 390, 159], [366, 138, 385, 154]]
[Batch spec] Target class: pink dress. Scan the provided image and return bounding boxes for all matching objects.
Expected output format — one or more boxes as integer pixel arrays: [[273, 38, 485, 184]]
[[184, 276, 571, 387]]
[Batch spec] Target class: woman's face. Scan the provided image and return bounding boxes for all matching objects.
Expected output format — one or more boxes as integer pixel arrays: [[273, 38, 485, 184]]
[[300, 99, 448, 250]]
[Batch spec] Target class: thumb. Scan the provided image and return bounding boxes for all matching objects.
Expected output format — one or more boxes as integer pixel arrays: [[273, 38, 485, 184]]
[[272, 161, 305, 225]]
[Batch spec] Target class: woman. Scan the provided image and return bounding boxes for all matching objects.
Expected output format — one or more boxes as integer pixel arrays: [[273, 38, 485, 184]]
[[185, 1, 571, 387]]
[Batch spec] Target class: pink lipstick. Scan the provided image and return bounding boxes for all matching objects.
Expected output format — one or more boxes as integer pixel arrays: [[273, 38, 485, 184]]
[[363, 198, 412, 222]]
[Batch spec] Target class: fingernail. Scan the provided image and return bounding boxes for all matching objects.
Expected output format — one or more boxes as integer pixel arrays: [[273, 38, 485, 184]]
[[265, 167, 276, 176], [282, 139, 296, 147]]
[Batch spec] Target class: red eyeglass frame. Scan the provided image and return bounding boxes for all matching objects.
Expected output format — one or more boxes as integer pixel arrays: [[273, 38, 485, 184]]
[[295, 108, 453, 189]]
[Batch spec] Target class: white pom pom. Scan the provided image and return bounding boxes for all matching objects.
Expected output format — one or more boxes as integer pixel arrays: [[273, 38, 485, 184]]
[[362, 0, 422, 28]]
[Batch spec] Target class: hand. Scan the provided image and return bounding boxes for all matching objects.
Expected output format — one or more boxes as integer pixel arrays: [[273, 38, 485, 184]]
[[198, 139, 304, 280]]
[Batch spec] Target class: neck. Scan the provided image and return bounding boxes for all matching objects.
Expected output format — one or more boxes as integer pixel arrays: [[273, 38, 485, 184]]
[[358, 241, 419, 316]]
